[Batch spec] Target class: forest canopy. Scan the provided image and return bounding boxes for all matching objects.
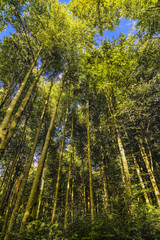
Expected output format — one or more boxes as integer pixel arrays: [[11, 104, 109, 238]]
[[0, 0, 160, 239]]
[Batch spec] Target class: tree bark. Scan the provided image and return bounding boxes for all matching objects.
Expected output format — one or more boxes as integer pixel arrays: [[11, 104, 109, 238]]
[[0, 69, 24, 110], [20, 67, 69, 232], [124, 129, 150, 206], [136, 136, 160, 207], [0, 110, 29, 215], [1, 173, 23, 237], [36, 171, 45, 220], [105, 91, 132, 198], [0, 45, 43, 145], [4, 78, 54, 240], [64, 108, 74, 230], [86, 98, 94, 225], [71, 146, 74, 222], [0, 59, 46, 159], [51, 102, 68, 224]]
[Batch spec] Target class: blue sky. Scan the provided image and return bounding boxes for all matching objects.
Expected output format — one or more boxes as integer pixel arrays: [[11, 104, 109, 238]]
[[0, 0, 136, 43]]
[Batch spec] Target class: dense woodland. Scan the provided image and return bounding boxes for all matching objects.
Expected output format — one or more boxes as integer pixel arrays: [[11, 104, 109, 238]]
[[0, 0, 160, 239]]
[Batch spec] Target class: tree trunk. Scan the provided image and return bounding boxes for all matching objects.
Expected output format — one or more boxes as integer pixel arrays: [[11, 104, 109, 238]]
[[0, 69, 24, 110], [71, 147, 74, 222], [101, 154, 108, 210], [105, 91, 132, 198], [136, 136, 160, 207], [51, 102, 68, 224], [0, 59, 46, 159], [86, 98, 94, 225], [20, 68, 68, 232], [83, 185, 87, 215], [124, 129, 150, 206], [0, 45, 43, 145], [132, 153, 150, 206], [64, 108, 74, 230], [1, 173, 23, 237], [0, 147, 22, 215], [4, 78, 54, 240], [145, 136, 154, 172], [0, 111, 29, 215], [36, 171, 45, 220], [99, 125, 108, 210]]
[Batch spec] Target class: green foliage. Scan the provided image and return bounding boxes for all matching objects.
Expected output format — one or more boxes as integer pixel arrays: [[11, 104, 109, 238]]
[[0, 1, 160, 240]]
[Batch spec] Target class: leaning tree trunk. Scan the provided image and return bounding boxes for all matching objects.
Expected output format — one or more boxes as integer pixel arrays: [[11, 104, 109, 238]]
[[1, 173, 24, 237], [105, 91, 132, 199], [64, 108, 74, 230], [36, 171, 45, 220], [0, 110, 30, 215], [132, 153, 151, 206], [0, 59, 46, 159], [0, 69, 24, 110], [4, 77, 55, 240], [123, 129, 150, 206], [86, 98, 94, 225], [51, 102, 68, 224], [0, 45, 43, 145], [20, 67, 69, 232], [136, 136, 160, 207]]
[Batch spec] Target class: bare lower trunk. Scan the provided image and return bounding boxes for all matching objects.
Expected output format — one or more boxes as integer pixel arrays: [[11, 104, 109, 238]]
[[86, 98, 94, 225], [1, 173, 23, 237], [0, 113, 29, 215], [0, 70, 24, 110], [71, 150, 74, 222], [64, 109, 74, 230], [20, 68, 68, 232], [145, 136, 154, 172], [124, 130, 150, 206], [105, 91, 132, 198], [0, 60, 46, 159], [0, 45, 43, 145], [4, 78, 54, 240], [36, 171, 45, 220], [51, 102, 68, 224], [132, 153, 150, 206], [136, 136, 160, 207]]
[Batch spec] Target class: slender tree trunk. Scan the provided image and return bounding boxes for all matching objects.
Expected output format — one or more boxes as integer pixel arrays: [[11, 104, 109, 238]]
[[124, 129, 150, 206], [51, 102, 68, 224], [136, 136, 160, 207], [83, 185, 87, 215], [0, 60, 46, 159], [0, 147, 22, 215], [0, 45, 43, 145], [98, 125, 108, 210], [0, 161, 12, 193], [101, 154, 108, 210], [96, 192, 99, 214], [20, 68, 68, 232], [71, 148, 74, 222], [145, 136, 154, 172], [86, 98, 94, 225], [64, 109, 74, 230], [81, 157, 87, 215], [0, 110, 29, 215], [1, 173, 24, 237], [105, 91, 132, 198], [132, 153, 150, 206], [4, 78, 55, 239], [36, 171, 45, 220], [0, 69, 24, 110]]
